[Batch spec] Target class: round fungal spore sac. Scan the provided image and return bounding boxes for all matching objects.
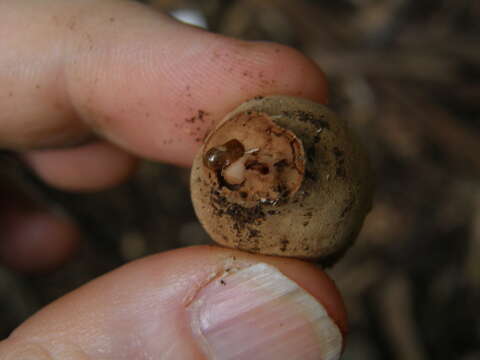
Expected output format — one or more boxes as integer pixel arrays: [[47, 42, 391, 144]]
[[191, 95, 374, 263]]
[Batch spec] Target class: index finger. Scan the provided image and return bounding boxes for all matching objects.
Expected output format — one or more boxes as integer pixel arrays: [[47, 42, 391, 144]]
[[0, 0, 328, 167]]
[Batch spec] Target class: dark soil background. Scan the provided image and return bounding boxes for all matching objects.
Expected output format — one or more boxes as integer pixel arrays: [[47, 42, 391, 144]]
[[1, 1, 480, 359]]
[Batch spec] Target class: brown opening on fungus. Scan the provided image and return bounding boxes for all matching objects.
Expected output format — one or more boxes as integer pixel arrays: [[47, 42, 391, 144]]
[[202, 112, 305, 205]]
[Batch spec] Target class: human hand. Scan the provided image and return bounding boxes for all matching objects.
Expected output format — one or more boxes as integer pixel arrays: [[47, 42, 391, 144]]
[[0, 0, 346, 359]]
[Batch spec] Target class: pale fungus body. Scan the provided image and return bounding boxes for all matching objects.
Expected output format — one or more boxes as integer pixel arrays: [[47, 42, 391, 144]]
[[191, 95, 373, 262]]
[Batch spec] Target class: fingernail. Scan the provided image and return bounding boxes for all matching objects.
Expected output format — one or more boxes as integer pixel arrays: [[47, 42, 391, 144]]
[[187, 263, 342, 360]]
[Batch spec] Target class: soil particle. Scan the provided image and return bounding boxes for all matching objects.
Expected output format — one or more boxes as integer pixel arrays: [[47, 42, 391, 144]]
[[198, 110, 208, 122], [210, 190, 266, 232], [305, 169, 317, 182], [185, 110, 209, 124], [341, 196, 356, 218], [282, 110, 330, 130], [333, 147, 344, 158], [248, 228, 261, 239], [306, 145, 316, 162], [333, 146, 346, 178]]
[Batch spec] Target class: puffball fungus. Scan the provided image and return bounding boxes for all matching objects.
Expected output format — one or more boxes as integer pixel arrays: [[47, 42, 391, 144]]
[[191, 96, 373, 263]]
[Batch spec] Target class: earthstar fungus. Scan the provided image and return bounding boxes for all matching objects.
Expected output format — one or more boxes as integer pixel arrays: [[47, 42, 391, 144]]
[[191, 96, 373, 262]]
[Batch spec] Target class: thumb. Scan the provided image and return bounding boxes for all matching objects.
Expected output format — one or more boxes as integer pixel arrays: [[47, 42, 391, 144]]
[[0, 246, 346, 360]]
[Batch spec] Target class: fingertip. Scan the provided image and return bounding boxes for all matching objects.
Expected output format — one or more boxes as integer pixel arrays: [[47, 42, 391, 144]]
[[243, 41, 329, 103], [192, 246, 347, 334], [24, 141, 138, 192], [1, 0, 329, 168], [264, 252, 348, 336], [63, 11, 329, 165], [187, 38, 329, 105]]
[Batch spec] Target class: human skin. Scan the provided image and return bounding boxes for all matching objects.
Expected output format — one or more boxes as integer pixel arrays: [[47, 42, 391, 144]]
[[0, 0, 347, 359]]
